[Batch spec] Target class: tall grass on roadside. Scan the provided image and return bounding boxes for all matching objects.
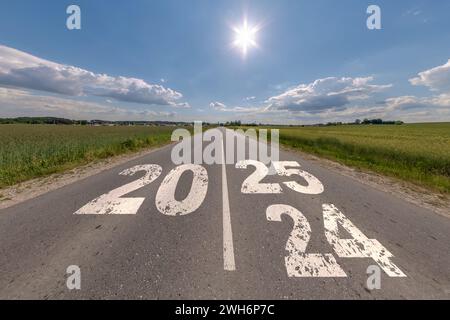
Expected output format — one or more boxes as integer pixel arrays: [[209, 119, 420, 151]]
[[268, 123, 450, 193], [0, 125, 176, 188]]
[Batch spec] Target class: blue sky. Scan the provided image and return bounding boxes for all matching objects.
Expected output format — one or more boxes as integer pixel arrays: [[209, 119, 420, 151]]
[[0, 0, 449, 124]]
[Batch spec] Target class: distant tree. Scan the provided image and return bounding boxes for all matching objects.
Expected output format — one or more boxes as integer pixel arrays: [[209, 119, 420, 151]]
[[372, 119, 383, 125]]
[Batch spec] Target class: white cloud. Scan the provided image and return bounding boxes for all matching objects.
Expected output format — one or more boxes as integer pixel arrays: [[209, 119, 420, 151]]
[[403, 8, 422, 16], [384, 94, 450, 111], [409, 59, 450, 92], [0, 45, 188, 107], [206, 73, 450, 124], [226, 74, 450, 124], [266, 77, 391, 114], [293, 94, 450, 124], [0, 88, 177, 120], [209, 101, 227, 110], [209, 101, 261, 113]]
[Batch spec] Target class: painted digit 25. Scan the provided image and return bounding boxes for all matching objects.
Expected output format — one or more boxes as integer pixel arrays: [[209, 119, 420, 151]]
[[267, 204, 406, 278], [236, 160, 324, 194], [75, 164, 208, 216]]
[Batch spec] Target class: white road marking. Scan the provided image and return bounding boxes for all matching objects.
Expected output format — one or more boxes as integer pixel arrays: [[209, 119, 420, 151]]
[[267, 204, 347, 277], [272, 161, 324, 195], [235, 160, 324, 195], [222, 135, 236, 271], [75, 164, 162, 215], [236, 160, 282, 194], [323, 203, 406, 277], [155, 164, 208, 216]]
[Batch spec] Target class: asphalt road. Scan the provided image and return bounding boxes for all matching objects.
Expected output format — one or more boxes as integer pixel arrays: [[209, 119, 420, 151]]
[[0, 128, 449, 299]]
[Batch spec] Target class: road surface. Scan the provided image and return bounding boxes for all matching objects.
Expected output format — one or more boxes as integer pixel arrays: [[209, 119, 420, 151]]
[[0, 128, 449, 299]]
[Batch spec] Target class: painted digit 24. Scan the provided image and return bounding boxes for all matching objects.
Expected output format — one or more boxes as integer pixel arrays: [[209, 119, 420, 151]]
[[75, 164, 208, 216], [236, 161, 406, 278]]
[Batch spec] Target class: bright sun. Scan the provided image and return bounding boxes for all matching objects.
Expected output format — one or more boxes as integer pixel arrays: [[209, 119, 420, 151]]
[[233, 19, 259, 57]]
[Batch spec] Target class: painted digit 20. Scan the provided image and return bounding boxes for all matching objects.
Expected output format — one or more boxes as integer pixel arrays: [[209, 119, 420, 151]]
[[75, 164, 208, 216]]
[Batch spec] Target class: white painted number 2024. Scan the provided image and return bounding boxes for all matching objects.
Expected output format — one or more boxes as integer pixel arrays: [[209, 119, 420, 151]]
[[267, 204, 406, 278], [75, 164, 208, 216]]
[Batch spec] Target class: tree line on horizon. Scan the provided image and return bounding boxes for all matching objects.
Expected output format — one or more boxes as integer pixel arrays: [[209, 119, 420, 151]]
[[0, 116, 405, 127], [0, 117, 194, 126], [222, 119, 405, 127]]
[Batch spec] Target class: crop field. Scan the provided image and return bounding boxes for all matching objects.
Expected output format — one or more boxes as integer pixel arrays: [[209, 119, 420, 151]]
[[0, 125, 176, 188], [271, 123, 450, 193]]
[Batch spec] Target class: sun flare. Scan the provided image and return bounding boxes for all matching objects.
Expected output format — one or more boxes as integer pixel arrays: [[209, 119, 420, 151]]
[[233, 19, 259, 57]]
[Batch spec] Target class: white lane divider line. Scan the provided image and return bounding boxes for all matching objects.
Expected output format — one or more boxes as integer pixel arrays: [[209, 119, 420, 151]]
[[222, 134, 236, 271]]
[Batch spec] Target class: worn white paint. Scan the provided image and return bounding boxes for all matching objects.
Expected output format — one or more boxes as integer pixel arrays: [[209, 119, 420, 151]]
[[75, 164, 162, 215], [236, 160, 324, 195], [236, 160, 282, 194], [155, 164, 208, 216], [323, 204, 406, 277], [267, 204, 347, 277], [221, 137, 236, 271], [272, 161, 324, 195]]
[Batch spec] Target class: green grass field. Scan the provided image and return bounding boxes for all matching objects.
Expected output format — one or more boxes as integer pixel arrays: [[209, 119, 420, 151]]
[[269, 123, 450, 193], [0, 124, 176, 188]]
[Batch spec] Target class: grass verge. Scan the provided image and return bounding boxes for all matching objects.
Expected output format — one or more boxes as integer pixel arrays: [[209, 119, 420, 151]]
[[253, 123, 450, 194], [0, 124, 179, 188]]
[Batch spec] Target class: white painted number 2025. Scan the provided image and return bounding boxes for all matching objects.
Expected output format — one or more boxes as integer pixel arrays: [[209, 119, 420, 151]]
[[75, 164, 208, 216], [267, 204, 406, 278], [236, 160, 324, 195]]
